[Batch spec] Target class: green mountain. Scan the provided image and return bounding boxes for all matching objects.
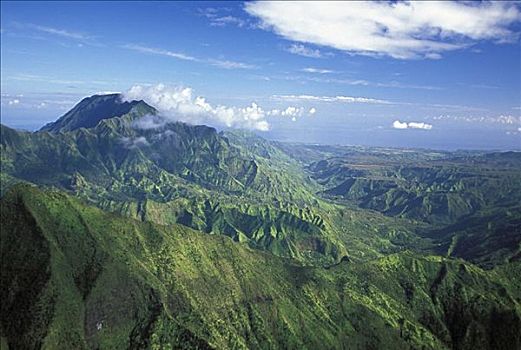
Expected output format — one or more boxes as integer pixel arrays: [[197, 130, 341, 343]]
[[309, 150, 521, 224], [1, 94, 520, 349], [2, 185, 520, 349], [301, 148, 521, 268], [1, 95, 346, 265]]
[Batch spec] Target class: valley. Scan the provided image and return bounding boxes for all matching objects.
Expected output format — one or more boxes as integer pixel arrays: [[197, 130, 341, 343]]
[[1, 94, 520, 349]]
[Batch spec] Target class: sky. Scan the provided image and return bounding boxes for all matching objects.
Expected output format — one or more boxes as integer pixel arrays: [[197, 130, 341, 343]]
[[1, 1, 520, 150]]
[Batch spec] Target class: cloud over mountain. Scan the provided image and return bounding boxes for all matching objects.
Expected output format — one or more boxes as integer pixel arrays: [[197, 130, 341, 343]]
[[123, 84, 315, 131]]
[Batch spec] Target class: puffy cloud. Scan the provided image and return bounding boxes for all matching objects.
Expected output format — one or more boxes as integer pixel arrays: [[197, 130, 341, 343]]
[[393, 120, 408, 129], [266, 106, 316, 121], [124, 84, 267, 131], [273, 94, 390, 104], [8, 99, 20, 105], [246, 1, 521, 59], [123, 84, 318, 130], [281, 106, 301, 116], [393, 120, 433, 130]]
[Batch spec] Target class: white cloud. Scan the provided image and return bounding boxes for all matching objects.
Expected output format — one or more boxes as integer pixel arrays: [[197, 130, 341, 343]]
[[273, 94, 390, 104], [301, 67, 334, 74], [199, 8, 250, 28], [393, 120, 408, 129], [8, 99, 20, 105], [210, 15, 247, 28], [5, 73, 114, 87], [123, 84, 271, 131], [432, 114, 521, 125], [285, 44, 323, 58], [13, 22, 102, 46], [122, 44, 256, 69], [122, 44, 198, 61], [132, 114, 167, 130], [267, 106, 309, 119], [393, 120, 433, 130], [124, 84, 315, 130], [246, 1, 521, 59], [31, 24, 92, 41], [207, 59, 257, 70], [120, 136, 150, 149], [274, 93, 486, 112], [408, 122, 433, 130], [304, 75, 441, 90], [96, 91, 122, 95]]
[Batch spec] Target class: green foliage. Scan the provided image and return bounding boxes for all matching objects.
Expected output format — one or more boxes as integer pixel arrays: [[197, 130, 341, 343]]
[[1, 185, 520, 349], [1, 108, 343, 265], [309, 150, 521, 224], [1, 94, 520, 349]]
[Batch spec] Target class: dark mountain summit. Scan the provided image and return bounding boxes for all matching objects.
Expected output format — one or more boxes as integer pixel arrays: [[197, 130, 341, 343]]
[[39, 94, 157, 133]]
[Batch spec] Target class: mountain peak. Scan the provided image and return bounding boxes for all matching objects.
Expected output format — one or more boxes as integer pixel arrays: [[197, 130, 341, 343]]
[[39, 93, 157, 133]]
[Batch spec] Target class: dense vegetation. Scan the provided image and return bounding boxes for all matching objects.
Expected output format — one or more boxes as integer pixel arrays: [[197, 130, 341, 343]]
[[1, 94, 520, 349]]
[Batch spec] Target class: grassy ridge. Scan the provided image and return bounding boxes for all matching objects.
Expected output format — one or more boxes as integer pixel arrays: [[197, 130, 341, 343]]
[[1, 185, 520, 349], [1, 120, 346, 265]]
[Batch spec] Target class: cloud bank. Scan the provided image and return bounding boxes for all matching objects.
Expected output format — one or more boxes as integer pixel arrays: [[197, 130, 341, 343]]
[[273, 94, 390, 104], [393, 120, 433, 130], [432, 114, 520, 125], [245, 1, 521, 59], [123, 84, 315, 131]]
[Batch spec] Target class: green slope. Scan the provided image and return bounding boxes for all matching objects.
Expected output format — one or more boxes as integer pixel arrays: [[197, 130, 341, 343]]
[[309, 151, 521, 224], [1, 185, 520, 349], [303, 148, 521, 268], [1, 105, 346, 265]]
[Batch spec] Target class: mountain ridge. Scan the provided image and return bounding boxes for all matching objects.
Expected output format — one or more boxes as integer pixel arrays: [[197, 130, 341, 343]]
[[1, 93, 521, 349], [2, 184, 520, 349]]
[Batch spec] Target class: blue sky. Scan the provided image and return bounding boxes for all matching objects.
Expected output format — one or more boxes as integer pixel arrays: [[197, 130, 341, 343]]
[[1, 1, 520, 150]]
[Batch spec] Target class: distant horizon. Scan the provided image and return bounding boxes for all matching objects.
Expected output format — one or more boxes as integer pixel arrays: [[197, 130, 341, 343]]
[[1, 1, 520, 151], [2, 90, 519, 153]]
